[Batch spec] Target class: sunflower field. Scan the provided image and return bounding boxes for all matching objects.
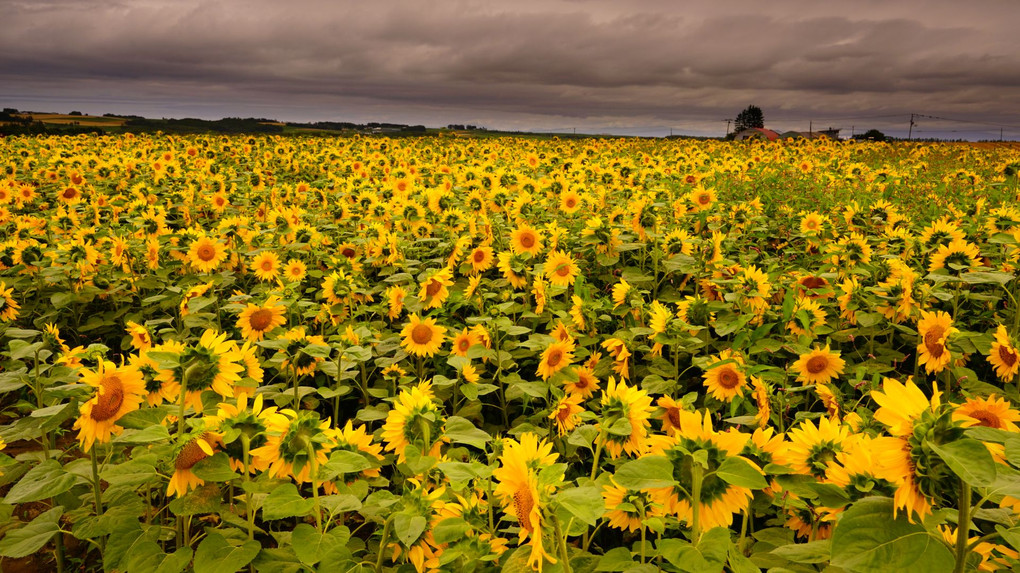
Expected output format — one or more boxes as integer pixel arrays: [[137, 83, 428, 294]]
[[1, 133, 1020, 573]]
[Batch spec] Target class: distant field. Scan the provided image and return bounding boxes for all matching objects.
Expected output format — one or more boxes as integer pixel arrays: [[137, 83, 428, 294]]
[[17, 113, 128, 126]]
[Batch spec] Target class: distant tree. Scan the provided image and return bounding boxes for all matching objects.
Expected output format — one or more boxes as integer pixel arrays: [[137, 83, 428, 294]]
[[854, 129, 887, 142], [734, 105, 765, 133], [69, 110, 83, 116]]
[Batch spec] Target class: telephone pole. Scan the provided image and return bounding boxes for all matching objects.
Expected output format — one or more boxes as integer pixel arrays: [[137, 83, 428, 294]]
[[722, 119, 732, 137], [908, 113, 915, 140]]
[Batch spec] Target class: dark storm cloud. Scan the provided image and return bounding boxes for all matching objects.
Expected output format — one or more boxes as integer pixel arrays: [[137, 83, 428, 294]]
[[3, 0, 1019, 137]]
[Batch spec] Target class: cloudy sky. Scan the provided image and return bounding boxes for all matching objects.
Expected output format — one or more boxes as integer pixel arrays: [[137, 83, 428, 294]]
[[3, 0, 1020, 139]]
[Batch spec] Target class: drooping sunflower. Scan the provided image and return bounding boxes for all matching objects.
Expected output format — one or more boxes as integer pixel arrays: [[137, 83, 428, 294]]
[[180, 282, 214, 316], [787, 296, 826, 338], [544, 250, 579, 287], [188, 235, 228, 273], [125, 320, 152, 351], [648, 301, 672, 337], [775, 416, 854, 482], [601, 338, 632, 380], [599, 376, 655, 458], [251, 408, 337, 484], [167, 431, 221, 497], [611, 278, 631, 310], [569, 295, 586, 330], [510, 225, 543, 256], [657, 395, 685, 434], [497, 251, 529, 289], [419, 267, 454, 309], [702, 349, 747, 402], [400, 314, 447, 358], [385, 285, 407, 321], [73, 361, 147, 451], [276, 327, 329, 377], [381, 381, 446, 463], [602, 482, 661, 533], [988, 325, 1020, 381], [492, 433, 560, 572], [791, 346, 845, 385], [0, 281, 20, 322], [236, 296, 287, 341], [536, 339, 575, 381], [204, 393, 276, 473], [249, 250, 281, 282], [916, 310, 956, 374], [333, 420, 385, 480]]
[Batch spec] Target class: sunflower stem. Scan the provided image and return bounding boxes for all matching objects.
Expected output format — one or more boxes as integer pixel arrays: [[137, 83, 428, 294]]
[[589, 431, 605, 482], [90, 446, 103, 516], [691, 461, 704, 544], [292, 370, 301, 409], [552, 513, 572, 573], [375, 516, 392, 572], [953, 479, 972, 573], [309, 446, 323, 534], [241, 434, 254, 541]]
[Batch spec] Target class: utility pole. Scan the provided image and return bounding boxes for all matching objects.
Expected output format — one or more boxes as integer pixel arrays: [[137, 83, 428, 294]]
[[851, 125, 855, 138], [809, 120, 812, 137], [722, 119, 732, 137], [908, 113, 915, 140], [1001, 128, 1004, 142]]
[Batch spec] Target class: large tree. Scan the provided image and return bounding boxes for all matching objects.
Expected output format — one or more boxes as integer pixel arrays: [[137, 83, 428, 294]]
[[734, 105, 765, 133]]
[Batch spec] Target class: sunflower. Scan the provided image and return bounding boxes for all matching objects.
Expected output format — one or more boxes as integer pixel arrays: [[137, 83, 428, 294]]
[[236, 296, 287, 341], [283, 258, 307, 282], [988, 325, 1020, 381], [953, 395, 1020, 432], [776, 416, 853, 482], [800, 212, 827, 235], [601, 338, 632, 381], [492, 433, 560, 572], [249, 250, 281, 282], [277, 327, 329, 377], [167, 432, 220, 497], [611, 278, 631, 310], [544, 250, 578, 287], [564, 366, 600, 399], [787, 296, 826, 338], [467, 245, 494, 275], [497, 251, 529, 289], [536, 339, 575, 381], [751, 377, 771, 429], [180, 282, 214, 316], [333, 420, 385, 480], [928, 238, 980, 274], [157, 329, 245, 411], [657, 395, 685, 434], [569, 295, 586, 330], [385, 285, 407, 320], [559, 189, 582, 214], [599, 377, 654, 458], [73, 361, 147, 451], [0, 281, 20, 322], [689, 187, 716, 212], [648, 301, 672, 336], [419, 267, 454, 309], [125, 321, 152, 351], [647, 410, 755, 531], [702, 349, 747, 402], [602, 482, 660, 532], [919, 217, 965, 249], [251, 409, 337, 484], [916, 310, 956, 374], [188, 236, 228, 273], [381, 381, 446, 463], [204, 393, 276, 473], [511, 225, 543, 256], [400, 314, 447, 358], [791, 346, 845, 385], [548, 394, 583, 436]]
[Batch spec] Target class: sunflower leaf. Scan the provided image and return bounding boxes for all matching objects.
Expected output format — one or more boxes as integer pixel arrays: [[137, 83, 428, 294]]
[[714, 456, 768, 489], [5, 459, 77, 504], [929, 438, 997, 487], [261, 483, 314, 520], [829, 496, 953, 573], [613, 456, 675, 490], [193, 531, 260, 573], [0, 506, 62, 558]]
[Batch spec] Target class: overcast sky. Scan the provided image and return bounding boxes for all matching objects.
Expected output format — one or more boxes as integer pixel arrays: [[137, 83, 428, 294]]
[[3, 0, 1020, 139]]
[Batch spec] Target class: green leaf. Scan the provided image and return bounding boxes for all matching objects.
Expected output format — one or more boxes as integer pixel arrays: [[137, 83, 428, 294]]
[[191, 452, 239, 482], [5, 459, 77, 503], [262, 483, 314, 520], [930, 438, 997, 487], [658, 527, 729, 573], [443, 416, 491, 449], [436, 460, 493, 482], [829, 497, 953, 573], [431, 517, 472, 545], [193, 531, 260, 573], [714, 456, 768, 490], [114, 424, 171, 444], [291, 523, 350, 566], [771, 540, 830, 564], [393, 512, 427, 548], [596, 547, 636, 571], [0, 506, 62, 558], [556, 484, 604, 526], [320, 450, 375, 480], [613, 456, 676, 490]]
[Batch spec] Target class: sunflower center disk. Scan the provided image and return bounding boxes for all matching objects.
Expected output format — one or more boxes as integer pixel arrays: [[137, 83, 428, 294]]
[[249, 309, 274, 331], [1000, 346, 1018, 367], [806, 356, 829, 374], [90, 376, 125, 422], [175, 439, 210, 471], [924, 327, 946, 358], [717, 368, 740, 389], [411, 324, 434, 345], [512, 489, 535, 532]]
